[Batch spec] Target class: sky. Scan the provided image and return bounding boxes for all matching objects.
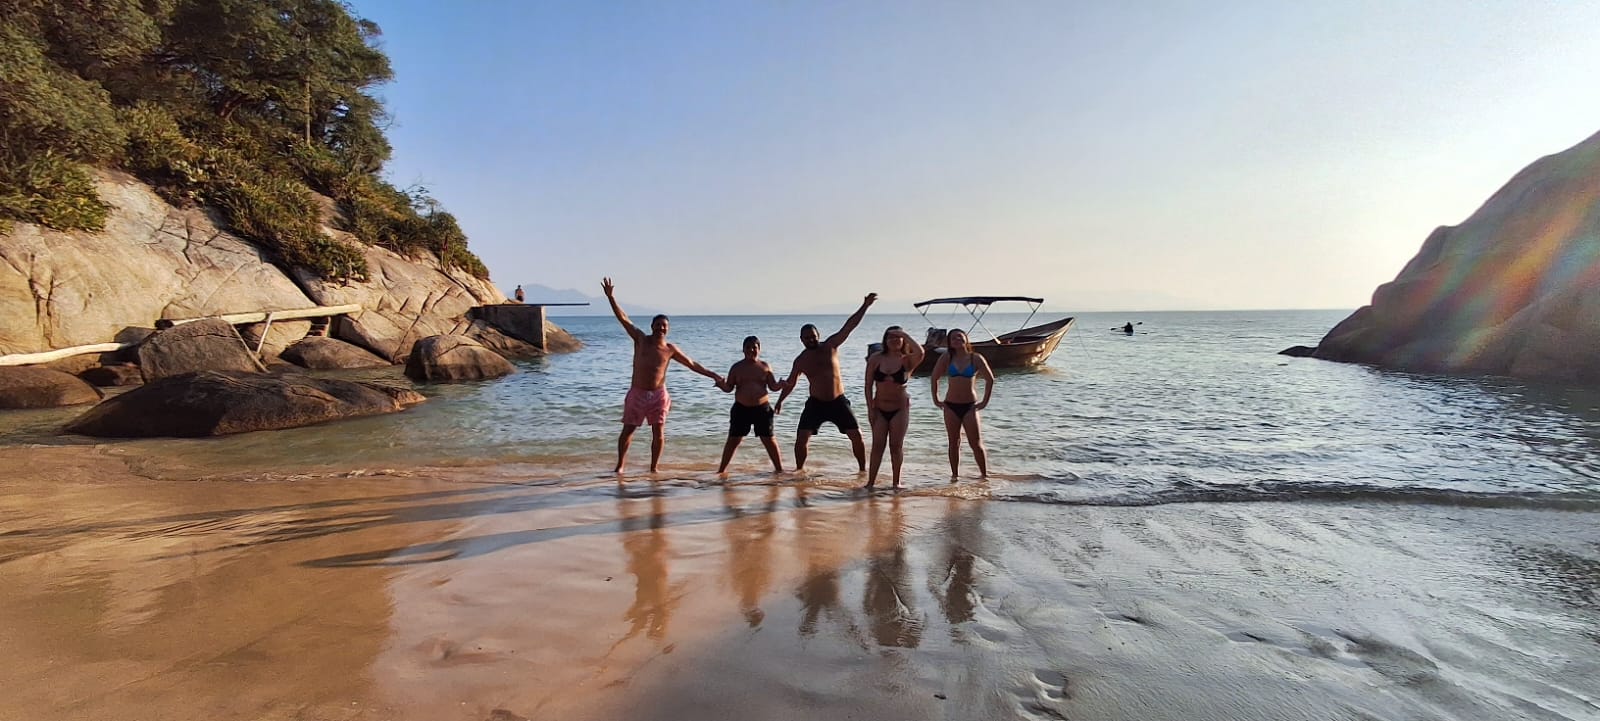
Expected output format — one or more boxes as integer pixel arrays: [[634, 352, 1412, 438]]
[[346, 0, 1600, 314]]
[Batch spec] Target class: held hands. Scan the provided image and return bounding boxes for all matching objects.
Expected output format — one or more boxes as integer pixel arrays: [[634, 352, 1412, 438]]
[[601, 277, 616, 297]]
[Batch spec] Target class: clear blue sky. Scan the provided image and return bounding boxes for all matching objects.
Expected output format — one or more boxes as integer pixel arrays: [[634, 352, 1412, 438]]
[[347, 0, 1600, 314]]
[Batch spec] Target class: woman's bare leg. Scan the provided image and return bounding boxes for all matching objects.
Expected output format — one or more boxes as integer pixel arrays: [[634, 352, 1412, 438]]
[[943, 408, 962, 479], [889, 409, 911, 488], [963, 411, 987, 478], [867, 413, 888, 488]]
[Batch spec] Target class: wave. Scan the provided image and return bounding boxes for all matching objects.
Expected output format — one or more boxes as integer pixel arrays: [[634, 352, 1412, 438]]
[[990, 478, 1600, 511]]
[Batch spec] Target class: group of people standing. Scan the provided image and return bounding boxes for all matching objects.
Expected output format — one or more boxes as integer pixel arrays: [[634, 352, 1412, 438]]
[[602, 278, 996, 488]]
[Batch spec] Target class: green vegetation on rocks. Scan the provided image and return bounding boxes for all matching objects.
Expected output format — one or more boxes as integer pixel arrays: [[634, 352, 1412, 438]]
[[0, 0, 486, 280]]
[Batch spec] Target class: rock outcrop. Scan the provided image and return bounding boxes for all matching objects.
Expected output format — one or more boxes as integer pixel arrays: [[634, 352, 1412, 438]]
[[137, 318, 267, 381], [279, 336, 391, 370], [65, 370, 424, 437], [0, 172, 578, 365], [1313, 129, 1600, 383], [295, 240, 504, 362], [404, 335, 515, 382], [0, 367, 103, 409], [0, 173, 316, 354]]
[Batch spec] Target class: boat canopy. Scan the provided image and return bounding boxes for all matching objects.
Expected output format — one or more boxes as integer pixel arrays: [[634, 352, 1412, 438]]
[[912, 296, 1044, 308], [914, 295, 1046, 344]]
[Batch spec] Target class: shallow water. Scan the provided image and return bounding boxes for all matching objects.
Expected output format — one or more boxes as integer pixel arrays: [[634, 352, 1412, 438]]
[[8, 309, 1600, 509]]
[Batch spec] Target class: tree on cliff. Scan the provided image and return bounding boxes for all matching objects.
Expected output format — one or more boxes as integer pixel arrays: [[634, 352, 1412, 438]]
[[0, 0, 486, 281]]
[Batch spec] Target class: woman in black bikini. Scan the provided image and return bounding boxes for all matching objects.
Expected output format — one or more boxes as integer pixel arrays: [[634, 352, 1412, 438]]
[[864, 326, 924, 489], [930, 328, 994, 479]]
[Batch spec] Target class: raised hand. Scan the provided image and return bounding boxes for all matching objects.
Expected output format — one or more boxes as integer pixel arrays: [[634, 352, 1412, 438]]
[[602, 277, 616, 297], [864, 292, 878, 306]]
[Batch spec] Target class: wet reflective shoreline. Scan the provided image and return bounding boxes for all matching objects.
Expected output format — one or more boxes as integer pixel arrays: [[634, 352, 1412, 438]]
[[4, 447, 1597, 721]]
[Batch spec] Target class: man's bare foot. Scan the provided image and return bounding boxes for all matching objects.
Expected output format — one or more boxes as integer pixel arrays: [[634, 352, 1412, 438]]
[[649, 466, 660, 473], [863, 481, 875, 490]]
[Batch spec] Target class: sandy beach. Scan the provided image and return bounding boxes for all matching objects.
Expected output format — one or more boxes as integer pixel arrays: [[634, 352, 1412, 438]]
[[3, 444, 1597, 721]]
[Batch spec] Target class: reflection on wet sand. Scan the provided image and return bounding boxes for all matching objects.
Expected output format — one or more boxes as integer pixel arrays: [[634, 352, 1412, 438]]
[[932, 499, 984, 629], [793, 487, 861, 642], [722, 485, 780, 627], [863, 495, 924, 648], [618, 490, 680, 642]]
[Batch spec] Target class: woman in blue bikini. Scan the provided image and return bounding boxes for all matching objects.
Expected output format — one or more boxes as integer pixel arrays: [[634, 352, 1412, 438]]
[[930, 329, 994, 479], [864, 326, 924, 489]]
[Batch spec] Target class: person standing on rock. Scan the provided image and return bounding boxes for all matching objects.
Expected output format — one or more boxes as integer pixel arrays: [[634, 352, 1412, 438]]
[[514, 285, 526, 303], [603, 277, 723, 474]]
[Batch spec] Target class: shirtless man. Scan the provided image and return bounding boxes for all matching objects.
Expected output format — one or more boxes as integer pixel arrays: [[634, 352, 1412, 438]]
[[603, 277, 723, 473], [715, 336, 785, 474], [773, 293, 877, 471]]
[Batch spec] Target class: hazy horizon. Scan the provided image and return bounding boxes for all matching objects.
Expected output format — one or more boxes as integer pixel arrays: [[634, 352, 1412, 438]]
[[350, 1, 1600, 315]]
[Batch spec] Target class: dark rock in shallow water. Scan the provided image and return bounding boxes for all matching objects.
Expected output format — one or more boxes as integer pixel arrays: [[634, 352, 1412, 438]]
[[1278, 345, 1317, 358], [78, 363, 143, 387], [1313, 129, 1600, 383], [404, 335, 514, 382], [280, 336, 391, 370], [0, 367, 103, 408], [65, 370, 422, 437], [138, 318, 266, 381]]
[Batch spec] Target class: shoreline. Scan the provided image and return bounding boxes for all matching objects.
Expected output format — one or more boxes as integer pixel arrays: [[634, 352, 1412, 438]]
[[3, 445, 1598, 721]]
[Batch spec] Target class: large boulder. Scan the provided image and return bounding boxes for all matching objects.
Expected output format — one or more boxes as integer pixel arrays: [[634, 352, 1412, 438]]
[[542, 323, 583, 354], [295, 239, 506, 362], [280, 336, 391, 370], [239, 319, 312, 358], [404, 335, 515, 382], [138, 318, 266, 381], [1313, 129, 1600, 382], [458, 319, 542, 360], [0, 172, 318, 356], [0, 367, 103, 409], [65, 370, 425, 438]]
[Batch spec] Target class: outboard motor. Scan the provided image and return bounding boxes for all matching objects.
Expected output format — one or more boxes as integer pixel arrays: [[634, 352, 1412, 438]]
[[924, 327, 949, 350]]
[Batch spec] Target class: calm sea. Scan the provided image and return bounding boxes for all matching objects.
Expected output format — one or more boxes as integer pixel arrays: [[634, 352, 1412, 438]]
[[6, 309, 1600, 507]]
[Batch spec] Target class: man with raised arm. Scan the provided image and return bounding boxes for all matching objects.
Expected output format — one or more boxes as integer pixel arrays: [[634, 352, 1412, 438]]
[[603, 277, 723, 473], [773, 293, 877, 471]]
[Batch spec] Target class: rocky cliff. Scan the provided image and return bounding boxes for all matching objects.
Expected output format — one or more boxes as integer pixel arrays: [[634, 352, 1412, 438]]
[[1314, 130, 1600, 383], [0, 172, 577, 363]]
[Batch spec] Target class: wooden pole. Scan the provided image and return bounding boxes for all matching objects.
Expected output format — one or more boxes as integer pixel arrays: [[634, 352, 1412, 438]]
[[0, 343, 131, 367], [155, 304, 364, 329]]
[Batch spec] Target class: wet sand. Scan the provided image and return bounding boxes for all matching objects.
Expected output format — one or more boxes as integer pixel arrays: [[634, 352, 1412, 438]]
[[3, 445, 1598, 721]]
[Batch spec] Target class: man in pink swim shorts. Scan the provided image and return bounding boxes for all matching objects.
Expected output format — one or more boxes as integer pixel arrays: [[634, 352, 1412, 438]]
[[604, 277, 723, 473]]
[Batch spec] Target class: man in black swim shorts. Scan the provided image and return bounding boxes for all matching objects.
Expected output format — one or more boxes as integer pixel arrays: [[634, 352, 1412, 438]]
[[774, 293, 876, 471]]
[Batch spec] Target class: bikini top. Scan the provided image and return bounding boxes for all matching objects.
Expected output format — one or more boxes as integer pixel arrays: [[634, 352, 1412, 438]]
[[873, 363, 908, 385], [948, 358, 978, 378]]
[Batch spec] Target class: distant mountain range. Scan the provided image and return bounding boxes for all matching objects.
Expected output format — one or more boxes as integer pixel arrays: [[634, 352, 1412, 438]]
[[511, 284, 663, 317]]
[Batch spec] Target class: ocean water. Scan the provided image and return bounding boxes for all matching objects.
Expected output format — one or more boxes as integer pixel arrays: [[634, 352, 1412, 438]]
[[6, 309, 1600, 509]]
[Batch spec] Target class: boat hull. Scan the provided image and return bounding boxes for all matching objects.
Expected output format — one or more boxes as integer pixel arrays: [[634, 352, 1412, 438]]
[[913, 317, 1074, 374]]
